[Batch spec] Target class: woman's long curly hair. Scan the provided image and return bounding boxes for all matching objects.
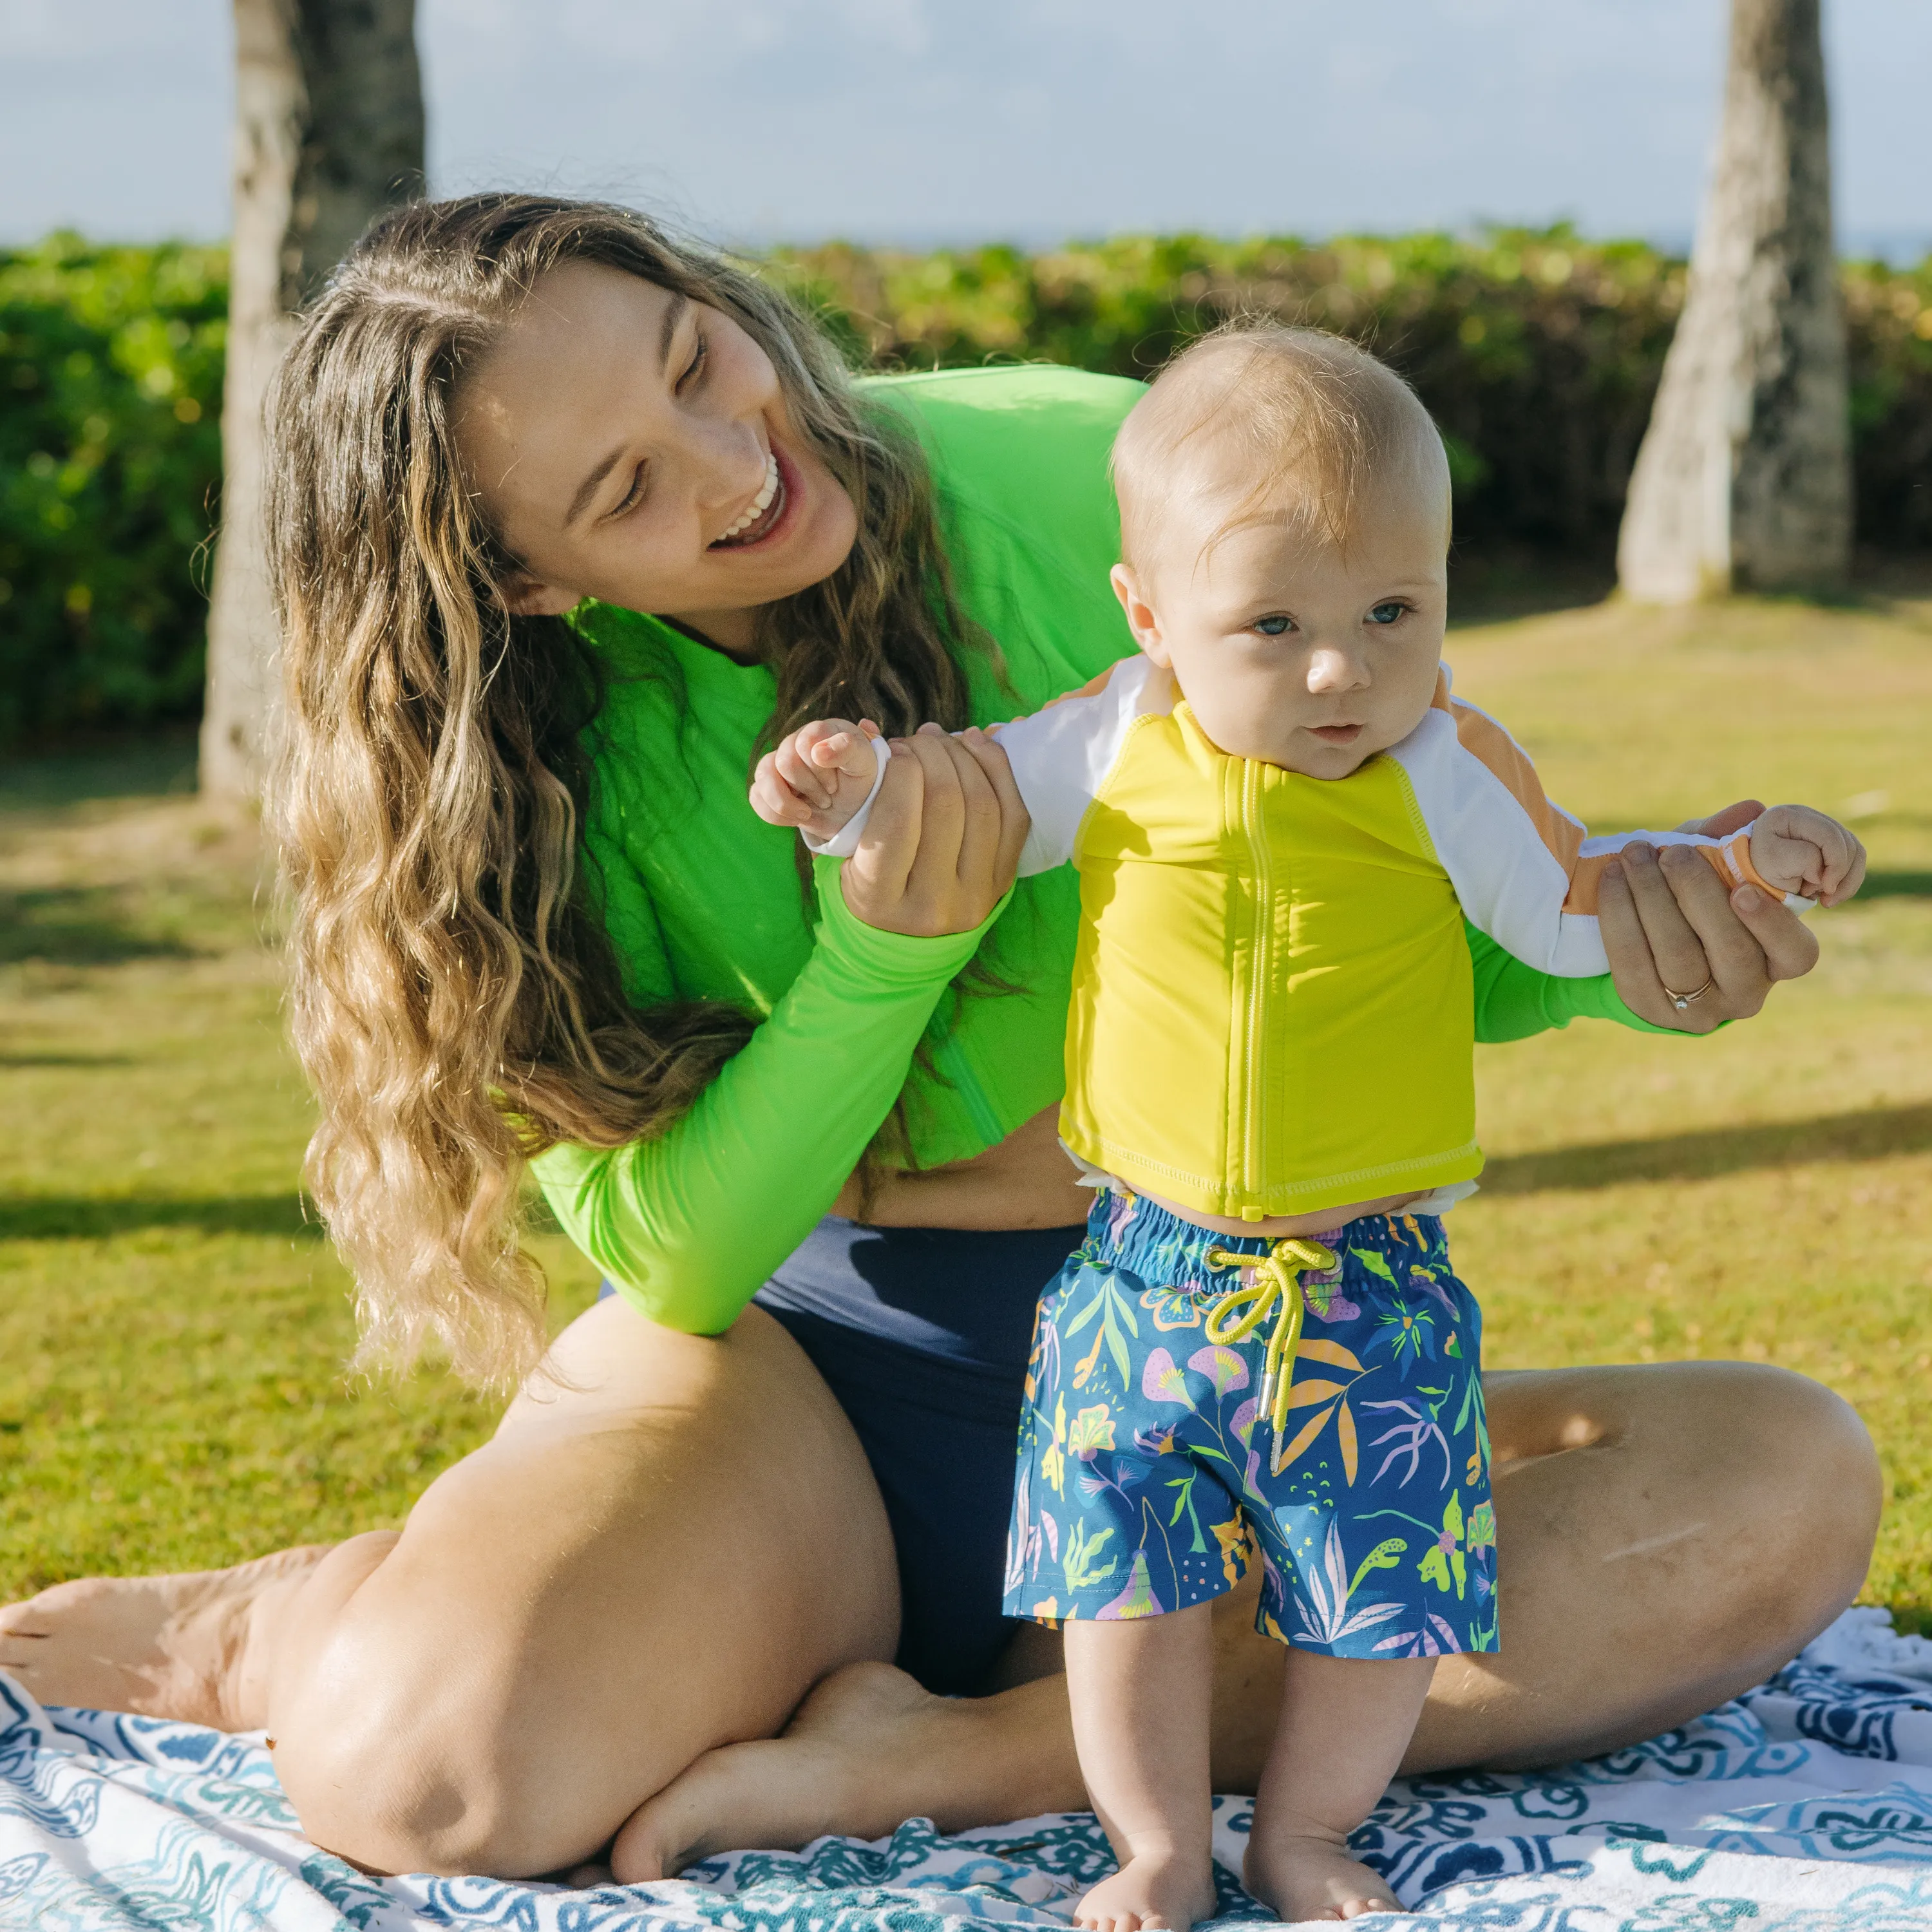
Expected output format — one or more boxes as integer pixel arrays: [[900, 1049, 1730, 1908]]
[[267, 194, 985, 1390]]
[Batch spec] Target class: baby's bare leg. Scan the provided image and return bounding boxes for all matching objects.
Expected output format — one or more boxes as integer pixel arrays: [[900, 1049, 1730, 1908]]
[[1245, 1650, 1436, 1922], [1063, 1608, 1220, 1932]]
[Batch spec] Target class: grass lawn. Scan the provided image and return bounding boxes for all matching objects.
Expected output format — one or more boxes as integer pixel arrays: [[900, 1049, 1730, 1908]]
[[3, 588, 1930, 1632]]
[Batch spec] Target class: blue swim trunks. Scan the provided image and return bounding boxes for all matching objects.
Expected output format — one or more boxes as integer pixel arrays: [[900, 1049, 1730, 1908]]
[[1002, 1191, 1498, 1658]]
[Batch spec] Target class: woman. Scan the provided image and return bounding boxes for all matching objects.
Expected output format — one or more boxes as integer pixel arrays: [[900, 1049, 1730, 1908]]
[[0, 195, 1876, 1885]]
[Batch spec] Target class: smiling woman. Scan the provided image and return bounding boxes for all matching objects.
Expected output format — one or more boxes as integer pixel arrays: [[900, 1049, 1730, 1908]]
[[0, 194, 1877, 1889], [464, 265, 860, 651]]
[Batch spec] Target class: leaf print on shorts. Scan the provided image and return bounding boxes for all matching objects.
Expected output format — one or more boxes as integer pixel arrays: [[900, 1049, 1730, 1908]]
[[1066, 1269, 1139, 1392], [1418, 1493, 1468, 1598], [1041, 1393, 1068, 1497], [1064, 1518, 1119, 1595], [1361, 1396, 1454, 1487], [1276, 1508, 1408, 1648]]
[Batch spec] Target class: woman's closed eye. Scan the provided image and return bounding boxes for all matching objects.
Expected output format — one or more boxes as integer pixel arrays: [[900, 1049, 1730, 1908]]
[[603, 336, 710, 522], [607, 463, 648, 519], [676, 330, 708, 396]]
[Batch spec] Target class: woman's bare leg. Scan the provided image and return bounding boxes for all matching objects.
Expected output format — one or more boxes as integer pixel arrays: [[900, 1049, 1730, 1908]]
[[6, 1298, 900, 1878], [613, 1358, 1880, 1873], [1, 1355, 1881, 1879]]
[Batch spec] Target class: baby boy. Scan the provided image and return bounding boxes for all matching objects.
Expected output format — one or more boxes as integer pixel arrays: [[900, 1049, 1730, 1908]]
[[752, 327, 1862, 1930]]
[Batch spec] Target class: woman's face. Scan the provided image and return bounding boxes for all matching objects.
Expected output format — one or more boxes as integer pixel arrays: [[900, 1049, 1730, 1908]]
[[454, 260, 860, 654]]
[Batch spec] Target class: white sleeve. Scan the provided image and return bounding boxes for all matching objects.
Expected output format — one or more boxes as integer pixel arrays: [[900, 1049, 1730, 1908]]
[[1388, 701, 1806, 980], [992, 657, 1156, 875], [801, 659, 1155, 876]]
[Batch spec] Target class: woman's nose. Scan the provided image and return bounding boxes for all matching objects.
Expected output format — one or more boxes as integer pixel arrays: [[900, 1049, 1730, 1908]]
[[689, 422, 772, 514]]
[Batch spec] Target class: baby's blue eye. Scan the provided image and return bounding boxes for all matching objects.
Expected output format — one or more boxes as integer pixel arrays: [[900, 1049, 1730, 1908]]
[[1367, 601, 1406, 625], [1253, 614, 1294, 636]]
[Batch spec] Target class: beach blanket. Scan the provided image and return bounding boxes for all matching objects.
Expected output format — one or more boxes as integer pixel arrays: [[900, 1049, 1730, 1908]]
[[4, 1606, 1931, 1931]]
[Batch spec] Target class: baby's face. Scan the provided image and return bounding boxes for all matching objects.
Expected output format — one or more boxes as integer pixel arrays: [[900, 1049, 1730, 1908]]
[[1113, 477, 1449, 778]]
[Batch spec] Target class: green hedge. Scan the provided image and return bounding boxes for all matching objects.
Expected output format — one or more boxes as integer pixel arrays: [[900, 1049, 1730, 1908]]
[[770, 225, 1932, 562], [0, 236, 225, 746], [4, 227, 1928, 744]]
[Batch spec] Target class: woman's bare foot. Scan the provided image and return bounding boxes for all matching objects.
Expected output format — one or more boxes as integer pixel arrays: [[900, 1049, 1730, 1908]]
[[1074, 1852, 1217, 1931], [0, 1546, 334, 1728], [1244, 1828, 1398, 1922], [611, 1660, 957, 1881]]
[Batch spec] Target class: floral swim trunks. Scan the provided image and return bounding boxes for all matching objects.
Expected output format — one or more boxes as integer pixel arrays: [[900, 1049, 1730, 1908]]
[[1002, 1190, 1498, 1658]]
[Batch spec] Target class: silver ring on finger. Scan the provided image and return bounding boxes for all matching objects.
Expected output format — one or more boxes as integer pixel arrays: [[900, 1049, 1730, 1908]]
[[1660, 973, 1716, 1012]]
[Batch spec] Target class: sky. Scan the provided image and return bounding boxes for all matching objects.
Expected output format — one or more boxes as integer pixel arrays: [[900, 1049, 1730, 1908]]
[[2, 0, 1927, 256]]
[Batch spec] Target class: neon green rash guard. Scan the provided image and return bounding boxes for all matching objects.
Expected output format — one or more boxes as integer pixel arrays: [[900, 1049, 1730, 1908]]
[[532, 364, 1660, 1332]]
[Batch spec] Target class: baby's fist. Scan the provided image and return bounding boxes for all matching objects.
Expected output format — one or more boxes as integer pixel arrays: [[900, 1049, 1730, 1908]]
[[1748, 804, 1866, 907], [750, 717, 884, 840]]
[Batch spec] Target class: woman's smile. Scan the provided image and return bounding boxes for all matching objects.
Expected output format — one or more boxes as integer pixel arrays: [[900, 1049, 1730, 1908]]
[[712, 451, 783, 547]]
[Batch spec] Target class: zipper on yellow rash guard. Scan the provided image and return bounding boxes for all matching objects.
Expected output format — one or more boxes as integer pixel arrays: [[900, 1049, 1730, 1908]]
[[1238, 759, 1273, 1211]]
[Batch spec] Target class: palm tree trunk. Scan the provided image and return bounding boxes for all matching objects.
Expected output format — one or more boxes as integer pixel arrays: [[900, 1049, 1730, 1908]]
[[200, 0, 423, 800], [1616, 0, 1850, 603]]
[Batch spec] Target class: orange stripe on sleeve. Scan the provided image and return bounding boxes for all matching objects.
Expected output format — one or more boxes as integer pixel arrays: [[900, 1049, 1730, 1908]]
[[1562, 828, 1779, 914], [1437, 679, 1586, 882]]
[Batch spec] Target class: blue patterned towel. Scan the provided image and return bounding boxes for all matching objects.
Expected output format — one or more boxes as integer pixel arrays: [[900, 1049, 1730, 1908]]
[[5, 1607, 1931, 1931]]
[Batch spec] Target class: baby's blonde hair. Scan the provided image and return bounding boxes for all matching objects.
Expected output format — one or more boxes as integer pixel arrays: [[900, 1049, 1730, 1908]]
[[1112, 323, 1450, 573]]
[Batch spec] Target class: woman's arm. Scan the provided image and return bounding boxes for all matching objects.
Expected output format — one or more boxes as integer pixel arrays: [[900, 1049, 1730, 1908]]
[[534, 730, 1029, 1332]]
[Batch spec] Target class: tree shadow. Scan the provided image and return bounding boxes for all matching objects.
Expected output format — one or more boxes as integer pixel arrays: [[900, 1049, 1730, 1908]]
[[1447, 554, 1617, 625], [1482, 1102, 1932, 1195], [0, 888, 195, 966], [1859, 871, 1932, 900], [0, 1195, 322, 1242], [0, 734, 199, 815]]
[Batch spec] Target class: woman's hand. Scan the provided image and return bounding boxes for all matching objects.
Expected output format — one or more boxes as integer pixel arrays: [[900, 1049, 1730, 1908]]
[[1599, 799, 1820, 1032], [838, 724, 1030, 937]]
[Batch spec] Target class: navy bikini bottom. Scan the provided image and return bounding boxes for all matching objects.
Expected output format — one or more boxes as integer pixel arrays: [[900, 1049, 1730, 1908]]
[[601, 1216, 1085, 1695]]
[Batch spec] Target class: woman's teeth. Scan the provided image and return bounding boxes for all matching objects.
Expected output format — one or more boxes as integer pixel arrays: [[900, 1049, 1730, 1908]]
[[715, 454, 781, 545]]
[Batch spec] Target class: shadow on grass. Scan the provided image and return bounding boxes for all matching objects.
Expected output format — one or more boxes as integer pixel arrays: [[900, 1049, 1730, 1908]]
[[0, 733, 198, 815], [0, 1195, 321, 1241], [0, 888, 195, 967], [1860, 871, 1932, 900], [1484, 1102, 1932, 1195]]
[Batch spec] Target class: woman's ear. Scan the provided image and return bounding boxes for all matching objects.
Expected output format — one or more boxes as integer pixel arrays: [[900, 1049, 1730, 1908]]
[[1110, 564, 1170, 667], [502, 572, 585, 618]]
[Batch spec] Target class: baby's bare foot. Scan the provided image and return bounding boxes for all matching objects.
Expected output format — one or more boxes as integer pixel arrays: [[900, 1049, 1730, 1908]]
[[1074, 1852, 1217, 1931], [1245, 1828, 1398, 1922], [0, 1546, 333, 1728]]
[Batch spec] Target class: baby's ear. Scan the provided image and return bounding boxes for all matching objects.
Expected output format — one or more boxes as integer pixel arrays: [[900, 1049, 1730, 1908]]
[[1110, 564, 1170, 665]]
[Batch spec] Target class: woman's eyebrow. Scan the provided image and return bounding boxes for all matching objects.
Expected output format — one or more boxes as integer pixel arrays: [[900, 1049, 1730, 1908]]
[[561, 294, 691, 529]]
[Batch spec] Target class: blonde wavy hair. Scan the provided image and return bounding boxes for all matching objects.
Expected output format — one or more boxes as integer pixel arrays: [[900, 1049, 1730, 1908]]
[[267, 194, 986, 1390]]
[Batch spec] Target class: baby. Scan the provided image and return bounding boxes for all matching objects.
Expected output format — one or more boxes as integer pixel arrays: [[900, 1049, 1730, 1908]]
[[752, 327, 1863, 1930]]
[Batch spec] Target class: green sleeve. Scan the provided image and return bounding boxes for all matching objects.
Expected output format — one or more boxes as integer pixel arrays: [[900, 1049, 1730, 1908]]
[[1466, 921, 1674, 1042], [532, 858, 1009, 1334]]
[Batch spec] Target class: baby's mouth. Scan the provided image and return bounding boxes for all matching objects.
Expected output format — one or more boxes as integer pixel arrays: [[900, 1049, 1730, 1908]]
[[711, 452, 785, 548], [1308, 723, 1365, 746]]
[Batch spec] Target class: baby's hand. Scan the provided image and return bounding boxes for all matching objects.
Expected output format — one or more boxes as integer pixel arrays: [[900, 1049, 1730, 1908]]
[[1748, 804, 1866, 906], [750, 717, 884, 842]]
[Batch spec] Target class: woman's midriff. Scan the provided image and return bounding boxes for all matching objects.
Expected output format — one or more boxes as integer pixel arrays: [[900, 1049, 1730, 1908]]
[[833, 1104, 1421, 1236], [833, 1106, 1088, 1230]]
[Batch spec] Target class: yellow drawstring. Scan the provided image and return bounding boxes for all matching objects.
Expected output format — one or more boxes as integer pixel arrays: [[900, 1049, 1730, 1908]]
[[1202, 1238, 1338, 1459]]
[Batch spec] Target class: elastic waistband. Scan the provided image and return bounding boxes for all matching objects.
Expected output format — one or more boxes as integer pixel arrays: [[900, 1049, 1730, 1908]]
[[1089, 1188, 1444, 1288]]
